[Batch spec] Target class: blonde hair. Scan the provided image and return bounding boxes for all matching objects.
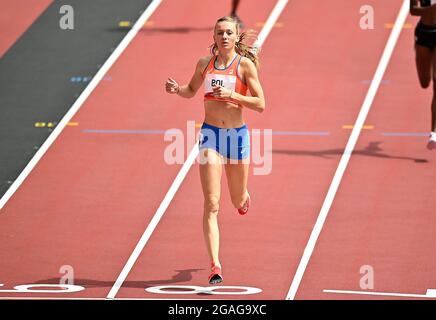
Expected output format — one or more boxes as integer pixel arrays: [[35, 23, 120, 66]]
[[210, 16, 260, 68]]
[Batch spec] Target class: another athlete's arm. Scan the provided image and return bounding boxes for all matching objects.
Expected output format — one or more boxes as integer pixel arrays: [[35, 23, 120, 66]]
[[212, 58, 265, 113], [165, 57, 209, 98], [410, 0, 436, 16]]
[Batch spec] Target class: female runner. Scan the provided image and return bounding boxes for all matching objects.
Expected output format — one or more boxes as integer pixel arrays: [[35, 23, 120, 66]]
[[165, 16, 265, 284]]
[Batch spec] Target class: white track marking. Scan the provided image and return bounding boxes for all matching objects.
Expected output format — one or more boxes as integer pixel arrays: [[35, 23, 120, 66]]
[[106, 0, 289, 299], [286, 0, 410, 300], [0, 297, 106, 300], [0, 297, 217, 300], [106, 144, 200, 299], [254, 0, 289, 48], [0, 0, 163, 211], [323, 289, 436, 299]]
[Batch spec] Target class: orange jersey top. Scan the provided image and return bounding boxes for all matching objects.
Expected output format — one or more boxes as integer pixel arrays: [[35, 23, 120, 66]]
[[202, 54, 248, 105]]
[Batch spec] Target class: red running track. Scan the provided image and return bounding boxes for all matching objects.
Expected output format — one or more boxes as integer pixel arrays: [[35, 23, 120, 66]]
[[296, 5, 436, 300], [0, 0, 435, 300], [114, 0, 409, 300]]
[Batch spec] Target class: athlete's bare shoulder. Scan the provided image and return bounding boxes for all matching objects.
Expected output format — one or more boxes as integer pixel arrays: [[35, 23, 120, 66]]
[[200, 55, 214, 63], [239, 56, 258, 79], [239, 56, 255, 68], [197, 55, 213, 69]]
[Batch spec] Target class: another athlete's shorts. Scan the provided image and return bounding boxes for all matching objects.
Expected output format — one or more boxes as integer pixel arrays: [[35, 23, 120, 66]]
[[199, 122, 250, 160], [415, 22, 436, 50]]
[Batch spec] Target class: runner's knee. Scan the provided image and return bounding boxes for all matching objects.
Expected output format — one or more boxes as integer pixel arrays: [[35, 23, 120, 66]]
[[204, 196, 220, 214]]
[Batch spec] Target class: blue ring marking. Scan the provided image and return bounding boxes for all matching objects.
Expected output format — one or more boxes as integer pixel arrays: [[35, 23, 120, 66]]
[[83, 129, 330, 136], [251, 131, 330, 136], [83, 129, 177, 135], [382, 132, 429, 137]]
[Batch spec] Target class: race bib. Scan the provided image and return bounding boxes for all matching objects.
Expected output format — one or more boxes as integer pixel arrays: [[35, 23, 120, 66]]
[[204, 74, 237, 93]]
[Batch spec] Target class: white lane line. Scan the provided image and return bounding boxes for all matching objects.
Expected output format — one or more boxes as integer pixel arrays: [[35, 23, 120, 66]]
[[323, 289, 436, 299], [0, 297, 107, 300], [106, 143, 200, 299], [254, 0, 289, 48], [0, 297, 216, 300], [106, 0, 289, 300], [285, 0, 410, 300], [0, 0, 163, 211]]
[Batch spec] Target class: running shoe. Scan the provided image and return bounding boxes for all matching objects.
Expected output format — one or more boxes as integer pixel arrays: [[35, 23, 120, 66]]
[[237, 192, 250, 215], [208, 263, 223, 284], [427, 132, 436, 150]]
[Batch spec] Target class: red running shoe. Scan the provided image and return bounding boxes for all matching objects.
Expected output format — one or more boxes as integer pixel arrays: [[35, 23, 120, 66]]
[[208, 263, 223, 284], [237, 192, 250, 215]]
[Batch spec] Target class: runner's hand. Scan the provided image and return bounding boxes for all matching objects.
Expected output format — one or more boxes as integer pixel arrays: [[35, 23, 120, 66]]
[[212, 85, 232, 98], [166, 77, 179, 94]]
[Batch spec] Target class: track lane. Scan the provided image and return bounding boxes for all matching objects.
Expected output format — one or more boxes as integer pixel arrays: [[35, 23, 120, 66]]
[[1, 0, 424, 301], [0, 0, 198, 298], [115, 0, 405, 300], [296, 6, 436, 300], [0, 0, 52, 58]]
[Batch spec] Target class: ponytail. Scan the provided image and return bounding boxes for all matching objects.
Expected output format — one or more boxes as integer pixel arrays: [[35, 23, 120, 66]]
[[235, 29, 260, 68]]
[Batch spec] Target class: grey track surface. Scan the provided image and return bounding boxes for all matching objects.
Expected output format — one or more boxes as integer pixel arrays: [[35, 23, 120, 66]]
[[0, 0, 152, 199]]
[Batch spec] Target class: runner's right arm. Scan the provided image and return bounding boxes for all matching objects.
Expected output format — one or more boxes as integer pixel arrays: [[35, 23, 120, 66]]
[[165, 57, 209, 99]]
